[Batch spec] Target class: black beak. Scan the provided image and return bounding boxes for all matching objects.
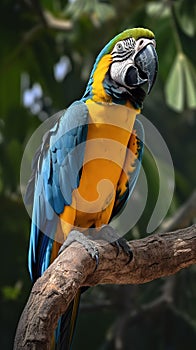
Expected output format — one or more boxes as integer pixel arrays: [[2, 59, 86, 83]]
[[125, 43, 158, 94], [135, 43, 158, 94]]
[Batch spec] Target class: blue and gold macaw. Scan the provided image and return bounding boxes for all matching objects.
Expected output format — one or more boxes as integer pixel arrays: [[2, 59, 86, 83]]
[[26, 28, 158, 349]]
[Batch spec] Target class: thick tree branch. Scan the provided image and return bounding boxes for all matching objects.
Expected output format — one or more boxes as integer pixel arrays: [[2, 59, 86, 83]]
[[14, 224, 196, 349]]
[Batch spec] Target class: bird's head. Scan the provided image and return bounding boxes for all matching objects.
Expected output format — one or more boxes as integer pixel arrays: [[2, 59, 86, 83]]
[[83, 28, 158, 109]]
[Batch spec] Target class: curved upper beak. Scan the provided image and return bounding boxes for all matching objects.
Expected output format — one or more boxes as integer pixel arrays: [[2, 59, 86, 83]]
[[124, 40, 158, 94], [134, 42, 158, 94]]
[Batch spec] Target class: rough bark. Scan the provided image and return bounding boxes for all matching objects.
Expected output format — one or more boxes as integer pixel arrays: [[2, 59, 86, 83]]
[[14, 224, 196, 350]]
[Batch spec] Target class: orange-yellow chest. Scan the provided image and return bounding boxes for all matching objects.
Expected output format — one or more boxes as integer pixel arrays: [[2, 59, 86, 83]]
[[59, 101, 138, 238], [78, 101, 136, 200]]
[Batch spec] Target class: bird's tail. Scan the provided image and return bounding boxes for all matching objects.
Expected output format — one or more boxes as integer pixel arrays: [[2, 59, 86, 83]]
[[54, 289, 82, 350]]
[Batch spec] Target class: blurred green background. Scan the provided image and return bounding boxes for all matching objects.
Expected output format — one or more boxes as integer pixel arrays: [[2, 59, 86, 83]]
[[0, 0, 196, 349]]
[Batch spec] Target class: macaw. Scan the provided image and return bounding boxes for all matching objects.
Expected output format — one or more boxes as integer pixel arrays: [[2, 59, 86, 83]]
[[25, 27, 158, 349]]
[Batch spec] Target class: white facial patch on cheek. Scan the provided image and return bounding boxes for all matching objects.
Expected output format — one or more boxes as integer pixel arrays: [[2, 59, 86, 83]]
[[110, 60, 134, 86]]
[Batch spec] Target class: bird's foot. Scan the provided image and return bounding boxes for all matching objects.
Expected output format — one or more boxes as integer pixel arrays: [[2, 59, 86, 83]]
[[97, 225, 133, 263], [58, 230, 99, 267], [112, 237, 133, 263]]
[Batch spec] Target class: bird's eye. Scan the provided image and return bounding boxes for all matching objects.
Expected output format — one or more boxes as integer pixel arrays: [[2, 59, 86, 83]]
[[116, 42, 124, 52]]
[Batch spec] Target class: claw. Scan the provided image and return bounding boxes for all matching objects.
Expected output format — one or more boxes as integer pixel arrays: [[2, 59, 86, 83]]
[[93, 253, 99, 271], [58, 230, 99, 269], [98, 225, 133, 263], [117, 237, 133, 264], [111, 240, 121, 257]]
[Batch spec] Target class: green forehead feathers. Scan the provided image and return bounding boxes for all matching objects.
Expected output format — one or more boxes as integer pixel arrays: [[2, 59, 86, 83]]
[[106, 28, 155, 53]]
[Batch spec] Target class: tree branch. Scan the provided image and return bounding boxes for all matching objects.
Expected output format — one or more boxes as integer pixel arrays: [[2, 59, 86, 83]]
[[44, 10, 73, 31], [14, 224, 196, 349]]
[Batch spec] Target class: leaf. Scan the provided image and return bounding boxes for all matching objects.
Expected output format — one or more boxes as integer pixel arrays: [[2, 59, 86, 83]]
[[182, 57, 196, 109], [1, 281, 22, 301], [146, 1, 170, 18], [165, 53, 196, 112], [175, 0, 196, 37], [66, 0, 85, 19], [93, 2, 116, 23], [165, 54, 184, 112], [66, 0, 115, 23]]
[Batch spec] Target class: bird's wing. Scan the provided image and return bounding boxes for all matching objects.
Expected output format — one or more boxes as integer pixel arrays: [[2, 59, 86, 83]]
[[111, 118, 144, 219], [26, 101, 89, 281]]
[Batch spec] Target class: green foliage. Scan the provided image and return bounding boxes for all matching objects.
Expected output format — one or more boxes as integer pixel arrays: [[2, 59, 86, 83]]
[[165, 53, 196, 112], [66, 0, 116, 23], [0, 0, 195, 349], [1, 281, 22, 301], [175, 0, 196, 37]]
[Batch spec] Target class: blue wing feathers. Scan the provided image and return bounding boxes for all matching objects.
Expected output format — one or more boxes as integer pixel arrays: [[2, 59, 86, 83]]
[[57, 147, 66, 165], [27, 101, 89, 281], [59, 166, 73, 204]]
